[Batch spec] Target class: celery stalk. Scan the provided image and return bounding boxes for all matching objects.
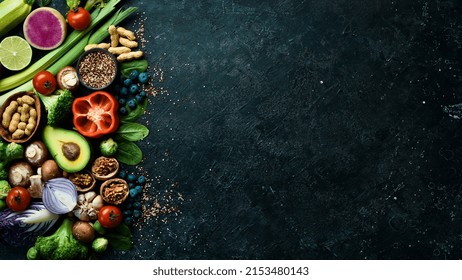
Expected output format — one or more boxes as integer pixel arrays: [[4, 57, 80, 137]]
[[0, 7, 138, 105], [0, 0, 122, 93]]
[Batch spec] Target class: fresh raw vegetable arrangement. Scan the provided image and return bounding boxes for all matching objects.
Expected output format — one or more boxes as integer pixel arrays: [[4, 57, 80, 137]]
[[0, 0, 155, 259]]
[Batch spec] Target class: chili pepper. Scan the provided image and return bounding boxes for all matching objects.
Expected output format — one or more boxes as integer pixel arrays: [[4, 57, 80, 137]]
[[72, 91, 119, 138]]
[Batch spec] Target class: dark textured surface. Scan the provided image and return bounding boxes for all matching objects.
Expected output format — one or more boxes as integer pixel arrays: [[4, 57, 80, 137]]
[[2, 0, 462, 260]]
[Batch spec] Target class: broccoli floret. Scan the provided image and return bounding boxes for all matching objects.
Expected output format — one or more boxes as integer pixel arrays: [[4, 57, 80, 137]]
[[100, 138, 118, 156], [38, 89, 74, 127], [0, 180, 10, 199], [27, 219, 88, 260], [0, 140, 24, 180], [92, 237, 109, 253]]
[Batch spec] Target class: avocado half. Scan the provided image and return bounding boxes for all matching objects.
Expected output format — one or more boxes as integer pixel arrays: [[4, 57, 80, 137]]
[[42, 125, 91, 173]]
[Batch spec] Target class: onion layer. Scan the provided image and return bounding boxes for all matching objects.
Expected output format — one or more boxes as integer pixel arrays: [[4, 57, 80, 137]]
[[42, 177, 78, 214]]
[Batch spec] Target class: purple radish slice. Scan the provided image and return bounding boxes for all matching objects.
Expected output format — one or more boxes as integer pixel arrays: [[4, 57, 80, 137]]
[[23, 7, 67, 50]]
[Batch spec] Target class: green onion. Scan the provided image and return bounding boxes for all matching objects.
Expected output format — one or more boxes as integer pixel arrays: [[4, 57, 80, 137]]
[[0, 0, 122, 94], [0, 7, 137, 105]]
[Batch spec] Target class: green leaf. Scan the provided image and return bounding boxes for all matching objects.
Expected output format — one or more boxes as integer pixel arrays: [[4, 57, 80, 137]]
[[120, 59, 148, 77], [66, 0, 80, 9], [106, 223, 133, 250], [115, 140, 143, 165], [36, 0, 52, 6], [120, 99, 148, 122], [117, 123, 149, 142]]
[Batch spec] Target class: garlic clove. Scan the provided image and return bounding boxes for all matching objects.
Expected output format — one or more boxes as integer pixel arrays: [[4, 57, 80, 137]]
[[84, 191, 97, 202], [91, 195, 104, 209]]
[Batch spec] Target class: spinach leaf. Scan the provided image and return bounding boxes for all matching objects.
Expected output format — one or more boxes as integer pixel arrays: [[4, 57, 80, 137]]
[[36, 0, 52, 6], [117, 123, 149, 142], [115, 139, 143, 165], [120, 59, 148, 77], [120, 99, 148, 122], [106, 223, 133, 250]]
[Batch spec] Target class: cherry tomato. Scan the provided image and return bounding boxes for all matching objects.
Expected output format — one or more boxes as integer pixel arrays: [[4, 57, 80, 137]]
[[72, 91, 119, 138], [98, 205, 123, 228], [32, 70, 57, 96], [67, 7, 91, 31], [6, 186, 31, 212]]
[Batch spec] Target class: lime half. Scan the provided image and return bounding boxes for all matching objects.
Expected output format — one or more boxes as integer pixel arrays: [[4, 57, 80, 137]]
[[0, 36, 33, 71]]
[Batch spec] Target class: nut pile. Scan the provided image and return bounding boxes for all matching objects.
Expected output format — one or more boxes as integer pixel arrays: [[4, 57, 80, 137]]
[[85, 25, 143, 62], [1, 94, 38, 140]]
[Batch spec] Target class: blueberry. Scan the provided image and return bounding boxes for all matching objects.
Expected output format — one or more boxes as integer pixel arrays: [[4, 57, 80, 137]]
[[129, 188, 138, 198], [127, 173, 136, 182], [129, 70, 139, 80], [133, 201, 142, 210], [119, 86, 129, 96], [139, 91, 147, 98], [133, 209, 141, 218], [129, 182, 135, 188], [137, 175, 146, 184], [129, 84, 139, 94], [135, 185, 143, 193], [138, 72, 149, 84], [118, 169, 127, 179], [119, 106, 127, 116], [124, 202, 133, 209], [118, 98, 126, 106], [124, 217, 133, 224], [123, 209, 132, 216], [127, 99, 137, 109], [135, 94, 145, 103], [123, 78, 133, 87]]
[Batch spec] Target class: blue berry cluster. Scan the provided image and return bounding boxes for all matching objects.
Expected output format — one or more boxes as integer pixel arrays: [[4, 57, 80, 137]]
[[118, 169, 147, 225], [114, 70, 149, 116]]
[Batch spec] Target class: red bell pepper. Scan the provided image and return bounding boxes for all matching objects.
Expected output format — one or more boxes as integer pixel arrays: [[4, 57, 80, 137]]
[[72, 91, 119, 138]]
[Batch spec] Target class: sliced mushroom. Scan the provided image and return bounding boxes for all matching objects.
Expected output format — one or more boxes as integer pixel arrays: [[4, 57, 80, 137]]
[[57, 66, 79, 91]]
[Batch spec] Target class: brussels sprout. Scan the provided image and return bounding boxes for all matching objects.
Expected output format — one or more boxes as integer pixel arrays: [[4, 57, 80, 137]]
[[92, 237, 109, 253], [99, 138, 118, 157], [0, 180, 11, 199]]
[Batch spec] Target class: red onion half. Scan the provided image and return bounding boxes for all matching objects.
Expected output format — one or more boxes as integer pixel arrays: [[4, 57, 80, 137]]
[[42, 178, 78, 214]]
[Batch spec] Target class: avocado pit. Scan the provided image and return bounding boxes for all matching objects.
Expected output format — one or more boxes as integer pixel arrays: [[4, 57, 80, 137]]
[[62, 142, 80, 161]]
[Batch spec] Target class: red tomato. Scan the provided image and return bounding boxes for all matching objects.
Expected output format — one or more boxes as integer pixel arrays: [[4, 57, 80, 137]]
[[98, 205, 123, 228], [32, 70, 57, 96], [6, 187, 31, 212], [67, 7, 91, 31], [72, 91, 120, 138]]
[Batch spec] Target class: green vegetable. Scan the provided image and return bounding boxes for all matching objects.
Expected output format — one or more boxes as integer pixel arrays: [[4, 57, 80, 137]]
[[0, 140, 24, 180], [0, 180, 11, 199], [100, 138, 118, 156], [115, 139, 143, 165], [0, 6, 138, 106], [27, 218, 88, 260], [120, 59, 149, 78], [92, 220, 107, 235], [105, 223, 133, 250], [35, 0, 52, 7], [84, 0, 109, 11], [0, 200, 6, 210], [37, 89, 74, 127], [120, 99, 148, 122], [0, 0, 34, 37], [66, 0, 80, 10], [92, 237, 109, 253], [0, 0, 130, 95], [117, 123, 149, 142]]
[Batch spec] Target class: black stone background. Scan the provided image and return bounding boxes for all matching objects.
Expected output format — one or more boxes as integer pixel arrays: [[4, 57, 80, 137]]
[[1, 0, 462, 260]]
